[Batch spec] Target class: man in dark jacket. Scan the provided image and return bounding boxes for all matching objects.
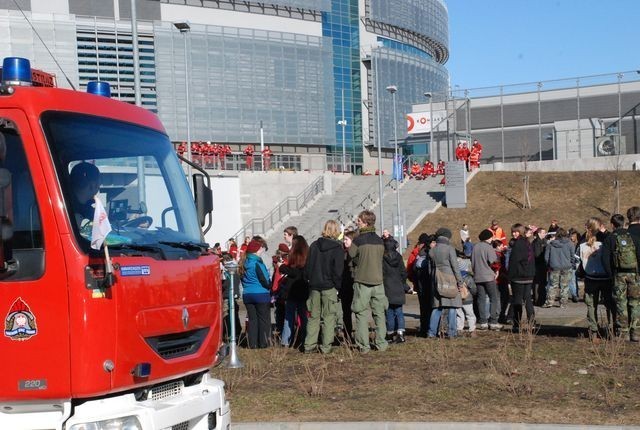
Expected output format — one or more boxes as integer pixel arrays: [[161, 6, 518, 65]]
[[304, 220, 344, 353], [603, 211, 640, 341], [472, 229, 500, 329], [345, 210, 387, 352], [507, 223, 536, 332], [383, 238, 408, 343]]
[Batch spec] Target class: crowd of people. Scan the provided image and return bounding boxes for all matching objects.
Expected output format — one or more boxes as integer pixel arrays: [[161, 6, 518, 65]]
[[176, 142, 274, 171], [219, 206, 640, 353]]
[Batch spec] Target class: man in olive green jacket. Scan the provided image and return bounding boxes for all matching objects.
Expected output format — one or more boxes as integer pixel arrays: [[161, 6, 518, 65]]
[[345, 210, 388, 352]]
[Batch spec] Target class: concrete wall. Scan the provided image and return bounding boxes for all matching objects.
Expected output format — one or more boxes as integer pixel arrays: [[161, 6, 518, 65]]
[[483, 154, 640, 172]]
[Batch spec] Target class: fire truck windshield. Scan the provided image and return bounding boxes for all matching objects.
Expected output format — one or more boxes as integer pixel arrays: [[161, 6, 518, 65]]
[[41, 112, 203, 256]]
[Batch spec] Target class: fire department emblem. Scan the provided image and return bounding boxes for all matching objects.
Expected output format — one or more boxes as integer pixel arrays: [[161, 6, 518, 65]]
[[4, 298, 38, 341]]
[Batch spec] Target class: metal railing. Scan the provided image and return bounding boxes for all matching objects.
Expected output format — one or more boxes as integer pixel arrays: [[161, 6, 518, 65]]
[[231, 176, 325, 242]]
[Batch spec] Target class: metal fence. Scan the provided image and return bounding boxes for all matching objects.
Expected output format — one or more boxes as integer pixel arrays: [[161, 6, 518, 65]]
[[412, 70, 640, 164]]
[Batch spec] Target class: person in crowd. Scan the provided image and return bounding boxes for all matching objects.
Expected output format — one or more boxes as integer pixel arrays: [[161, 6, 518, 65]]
[[461, 141, 471, 171], [602, 213, 640, 341], [492, 239, 512, 324], [436, 160, 445, 175], [460, 224, 470, 246], [227, 238, 238, 260], [410, 161, 421, 178], [304, 220, 344, 353], [239, 237, 271, 348], [469, 145, 480, 170], [243, 145, 255, 171], [383, 237, 408, 343], [283, 226, 298, 250], [508, 223, 535, 332], [423, 160, 435, 178], [238, 236, 250, 261], [457, 250, 477, 336], [578, 217, 613, 341], [221, 253, 242, 342], [625, 206, 640, 342], [382, 229, 392, 240], [544, 228, 575, 309], [345, 210, 388, 352], [262, 145, 273, 171], [532, 227, 549, 306], [411, 234, 436, 336], [548, 219, 560, 234], [340, 230, 357, 343], [455, 142, 465, 162], [472, 139, 483, 158], [568, 229, 581, 302], [428, 228, 464, 338], [472, 229, 502, 330], [271, 243, 290, 335], [490, 219, 507, 246], [279, 235, 310, 348]]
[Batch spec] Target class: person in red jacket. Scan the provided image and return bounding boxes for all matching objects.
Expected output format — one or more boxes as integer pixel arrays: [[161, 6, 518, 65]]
[[262, 146, 273, 171], [210, 143, 219, 169], [410, 161, 421, 178], [422, 161, 435, 178], [461, 141, 471, 171], [436, 160, 445, 175], [244, 145, 255, 171], [220, 144, 231, 170], [455, 142, 465, 161], [469, 146, 480, 170], [177, 141, 186, 157]]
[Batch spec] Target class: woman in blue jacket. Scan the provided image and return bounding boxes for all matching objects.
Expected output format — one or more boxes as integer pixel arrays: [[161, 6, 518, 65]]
[[239, 237, 271, 348]]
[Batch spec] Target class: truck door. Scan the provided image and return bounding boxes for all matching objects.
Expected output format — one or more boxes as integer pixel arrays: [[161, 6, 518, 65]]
[[0, 110, 70, 402]]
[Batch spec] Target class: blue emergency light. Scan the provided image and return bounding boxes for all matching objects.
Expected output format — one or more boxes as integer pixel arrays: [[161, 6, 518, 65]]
[[87, 81, 111, 98], [2, 57, 32, 86]]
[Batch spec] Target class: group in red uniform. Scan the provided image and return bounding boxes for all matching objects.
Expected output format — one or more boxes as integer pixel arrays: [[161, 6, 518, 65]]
[[175, 141, 232, 169], [455, 139, 483, 171]]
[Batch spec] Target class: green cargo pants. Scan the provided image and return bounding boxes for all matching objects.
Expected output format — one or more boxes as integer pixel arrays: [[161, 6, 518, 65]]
[[613, 272, 640, 336], [304, 288, 338, 354], [351, 282, 389, 352]]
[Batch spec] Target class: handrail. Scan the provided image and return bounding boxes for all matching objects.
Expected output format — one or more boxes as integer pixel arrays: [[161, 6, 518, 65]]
[[334, 176, 394, 228], [231, 175, 325, 242]]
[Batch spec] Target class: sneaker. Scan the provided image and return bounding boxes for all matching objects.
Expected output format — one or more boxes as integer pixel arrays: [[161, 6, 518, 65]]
[[489, 323, 503, 331], [571, 296, 579, 303], [560, 304, 567, 310], [468, 330, 478, 338], [395, 333, 406, 343], [542, 303, 553, 308], [478, 323, 489, 330]]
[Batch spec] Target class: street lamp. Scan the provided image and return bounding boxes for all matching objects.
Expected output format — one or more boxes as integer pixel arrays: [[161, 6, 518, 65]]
[[372, 45, 384, 231], [338, 89, 347, 173], [386, 84, 403, 250], [174, 21, 193, 185], [424, 92, 434, 163]]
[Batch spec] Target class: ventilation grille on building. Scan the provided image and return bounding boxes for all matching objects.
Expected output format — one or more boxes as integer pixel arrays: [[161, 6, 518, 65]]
[[171, 421, 189, 430], [76, 18, 157, 112]]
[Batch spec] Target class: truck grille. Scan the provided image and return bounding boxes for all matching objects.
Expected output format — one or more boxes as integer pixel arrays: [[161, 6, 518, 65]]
[[151, 380, 183, 401], [145, 328, 209, 360], [172, 422, 189, 430]]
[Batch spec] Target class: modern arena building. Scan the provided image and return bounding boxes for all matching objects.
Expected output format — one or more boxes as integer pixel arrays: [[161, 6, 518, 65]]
[[0, 0, 450, 173]]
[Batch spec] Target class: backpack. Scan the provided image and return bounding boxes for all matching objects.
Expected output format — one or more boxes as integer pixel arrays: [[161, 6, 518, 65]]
[[614, 231, 638, 271]]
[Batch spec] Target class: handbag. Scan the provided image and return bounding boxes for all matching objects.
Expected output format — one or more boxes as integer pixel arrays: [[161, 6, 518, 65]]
[[459, 284, 469, 300], [435, 268, 459, 299]]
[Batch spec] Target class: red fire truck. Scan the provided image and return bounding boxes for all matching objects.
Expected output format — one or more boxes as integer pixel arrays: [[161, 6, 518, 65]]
[[0, 58, 229, 429]]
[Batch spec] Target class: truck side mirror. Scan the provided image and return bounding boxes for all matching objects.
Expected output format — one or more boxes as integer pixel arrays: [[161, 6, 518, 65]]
[[193, 173, 213, 229]]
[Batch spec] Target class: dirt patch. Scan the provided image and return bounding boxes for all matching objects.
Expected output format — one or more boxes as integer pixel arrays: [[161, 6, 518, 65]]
[[408, 171, 640, 248], [212, 331, 640, 424]]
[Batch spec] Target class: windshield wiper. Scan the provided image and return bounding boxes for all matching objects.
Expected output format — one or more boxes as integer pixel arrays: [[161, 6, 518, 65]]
[[109, 243, 165, 257], [159, 241, 208, 252]]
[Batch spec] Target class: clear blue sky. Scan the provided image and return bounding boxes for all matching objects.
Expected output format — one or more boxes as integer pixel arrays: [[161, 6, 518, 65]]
[[446, 0, 640, 90]]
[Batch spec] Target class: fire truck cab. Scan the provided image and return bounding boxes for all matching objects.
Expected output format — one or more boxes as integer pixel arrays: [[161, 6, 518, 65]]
[[0, 58, 229, 430]]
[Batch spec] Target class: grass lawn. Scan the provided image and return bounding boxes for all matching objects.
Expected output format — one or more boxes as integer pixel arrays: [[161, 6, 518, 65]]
[[212, 329, 640, 424]]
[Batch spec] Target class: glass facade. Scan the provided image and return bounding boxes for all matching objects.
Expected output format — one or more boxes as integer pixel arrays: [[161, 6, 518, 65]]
[[154, 22, 335, 144], [322, 0, 362, 166]]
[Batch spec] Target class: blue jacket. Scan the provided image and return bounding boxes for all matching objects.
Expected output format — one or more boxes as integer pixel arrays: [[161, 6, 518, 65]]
[[241, 253, 271, 303]]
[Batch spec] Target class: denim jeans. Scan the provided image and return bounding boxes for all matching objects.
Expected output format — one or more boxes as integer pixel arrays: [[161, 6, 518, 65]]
[[568, 269, 578, 299], [281, 299, 308, 347], [385, 304, 405, 333], [428, 307, 458, 338]]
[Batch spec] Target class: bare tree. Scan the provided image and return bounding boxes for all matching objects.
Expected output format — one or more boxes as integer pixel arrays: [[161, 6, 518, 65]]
[[520, 138, 532, 209], [609, 149, 623, 216]]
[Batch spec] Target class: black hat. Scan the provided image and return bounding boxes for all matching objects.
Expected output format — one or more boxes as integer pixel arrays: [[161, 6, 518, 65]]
[[479, 229, 493, 242], [435, 227, 452, 239], [418, 233, 430, 245]]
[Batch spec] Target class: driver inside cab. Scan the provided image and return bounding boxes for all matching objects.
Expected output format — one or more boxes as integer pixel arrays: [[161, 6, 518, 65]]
[[69, 161, 100, 230]]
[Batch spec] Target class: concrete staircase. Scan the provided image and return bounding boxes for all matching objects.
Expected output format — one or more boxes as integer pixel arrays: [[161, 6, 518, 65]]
[[375, 175, 444, 234], [264, 175, 389, 248]]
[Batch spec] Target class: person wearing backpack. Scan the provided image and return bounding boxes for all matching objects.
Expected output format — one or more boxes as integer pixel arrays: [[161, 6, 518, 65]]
[[601, 213, 640, 341]]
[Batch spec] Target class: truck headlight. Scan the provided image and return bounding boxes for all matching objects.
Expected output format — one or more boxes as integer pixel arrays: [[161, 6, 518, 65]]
[[68, 415, 142, 430]]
